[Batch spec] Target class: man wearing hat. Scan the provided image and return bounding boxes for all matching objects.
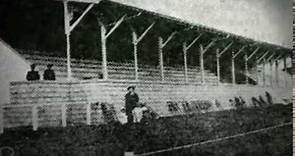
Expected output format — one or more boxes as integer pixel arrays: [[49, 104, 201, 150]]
[[26, 64, 40, 81], [43, 64, 56, 80], [125, 86, 139, 124]]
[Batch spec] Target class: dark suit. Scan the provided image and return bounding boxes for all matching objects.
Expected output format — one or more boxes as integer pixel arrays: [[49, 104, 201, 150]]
[[26, 71, 40, 81], [125, 92, 139, 123], [43, 69, 56, 80]]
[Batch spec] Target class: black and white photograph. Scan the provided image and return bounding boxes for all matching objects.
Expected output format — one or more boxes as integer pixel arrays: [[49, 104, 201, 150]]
[[0, 0, 293, 155]]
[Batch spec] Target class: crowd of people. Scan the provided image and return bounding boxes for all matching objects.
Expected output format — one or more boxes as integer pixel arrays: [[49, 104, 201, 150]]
[[26, 64, 56, 81]]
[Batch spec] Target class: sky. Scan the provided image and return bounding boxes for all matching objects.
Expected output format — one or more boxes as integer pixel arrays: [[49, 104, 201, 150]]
[[110, 0, 293, 48]]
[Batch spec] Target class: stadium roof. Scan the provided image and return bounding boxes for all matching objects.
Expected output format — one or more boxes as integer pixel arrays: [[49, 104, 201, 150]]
[[60, 0, 291, 50]]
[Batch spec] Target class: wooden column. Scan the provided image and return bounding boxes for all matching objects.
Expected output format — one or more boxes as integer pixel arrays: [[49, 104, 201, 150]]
[[132, 32, 139, 80], [269, 61, 273, 87], [216, 42, 233, 85], [283, 56, 288, 87], [244, 47, 259, 84], [131, 23, 155, 81], [63, 1, 72, 80], [216, 49, 220, 84], [275, 60, 279, 87], [255, 56, 259, 85], [183, 42, 188, 83], [244, 53, 248, 84], [231, 46, 245, 85], [262, 59, 266, 86], [98, 15, 125, 80], [63, 1, 96, 80], [200, 45, 205, 84], [158, 32, 176, 82], [181, 34, 203, 83], [101, 25, 108, 80], [199, 40, 215, 84], [158, 37, 164, 81], [257, 51, 269, 86], [231, 52, 236, 85]]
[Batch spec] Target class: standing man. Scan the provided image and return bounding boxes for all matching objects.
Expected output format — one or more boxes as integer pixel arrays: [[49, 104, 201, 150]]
[[43, 64, 56, 80], [26, 64, 40, 81], [125, 86, 139, 124]]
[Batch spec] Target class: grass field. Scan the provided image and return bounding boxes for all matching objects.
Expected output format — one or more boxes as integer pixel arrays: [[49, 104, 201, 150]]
[[0, 103, 291, 156]]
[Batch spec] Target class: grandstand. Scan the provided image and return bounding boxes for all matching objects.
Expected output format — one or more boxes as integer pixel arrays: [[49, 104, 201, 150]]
[[0, 0, 292, 133]]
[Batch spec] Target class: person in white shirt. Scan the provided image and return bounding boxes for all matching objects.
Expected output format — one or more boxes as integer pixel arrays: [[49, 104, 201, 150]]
[[132, 103, 148, 123], [117, 107, 128, 124]]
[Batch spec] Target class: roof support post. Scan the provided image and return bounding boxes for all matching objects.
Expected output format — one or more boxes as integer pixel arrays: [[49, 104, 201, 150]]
[[256, 51, 269, 86], [245, 47, 259, 84], [182, 33, 203, 83], [132, 23, 155, 81], [199, 40, 216, 84], [216, 49, 221, 85], [283, 56, 288, 87], [275, 60, 279, 87], [262, 58, 266, 86], [62, 0, 99, 80], [269, 61, 274, 87], [158, 32, 176, 81], [216, 42, 233, 85], [199, 45, 205, 84], [265, 53, 275, 87], [100, 25, 108, 80], [183, 42, 188, 83], [244, 53, 249, 84], [231, 46, 245, 85], [255, 56, 259, 85], [63, 1, 72, 80], [272, 54, 283, 87], [98, 15, 126, 80]]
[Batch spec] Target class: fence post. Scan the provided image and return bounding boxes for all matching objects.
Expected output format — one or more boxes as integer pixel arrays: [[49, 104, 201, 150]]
[[61, 104, 67, 127], [86, 103, 91, 125], [0, 105, 3, 134], [32, 105, 38, 131], [124, 152, 135, 156]]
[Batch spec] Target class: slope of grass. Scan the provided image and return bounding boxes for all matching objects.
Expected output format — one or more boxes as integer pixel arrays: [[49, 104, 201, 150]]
[[0, 104, 291, 156]]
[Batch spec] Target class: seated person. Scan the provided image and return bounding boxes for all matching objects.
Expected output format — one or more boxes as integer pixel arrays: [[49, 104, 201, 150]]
[[117, 107, 128, 125], [26, 64, 40, 81], [43, 64, 56, 80], [132, 103, 149, 123]]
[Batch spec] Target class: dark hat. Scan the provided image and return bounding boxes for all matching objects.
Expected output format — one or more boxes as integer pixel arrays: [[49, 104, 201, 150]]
[[30, 64, 36, 68], [47, 64, 53, 67], [127, 86, 135, 90]]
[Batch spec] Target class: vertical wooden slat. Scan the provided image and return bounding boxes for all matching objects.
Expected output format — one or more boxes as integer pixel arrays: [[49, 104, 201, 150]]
[[32, 105, 38, 131], [61, 104, 67, 127], [86, 103, 91, 125]]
